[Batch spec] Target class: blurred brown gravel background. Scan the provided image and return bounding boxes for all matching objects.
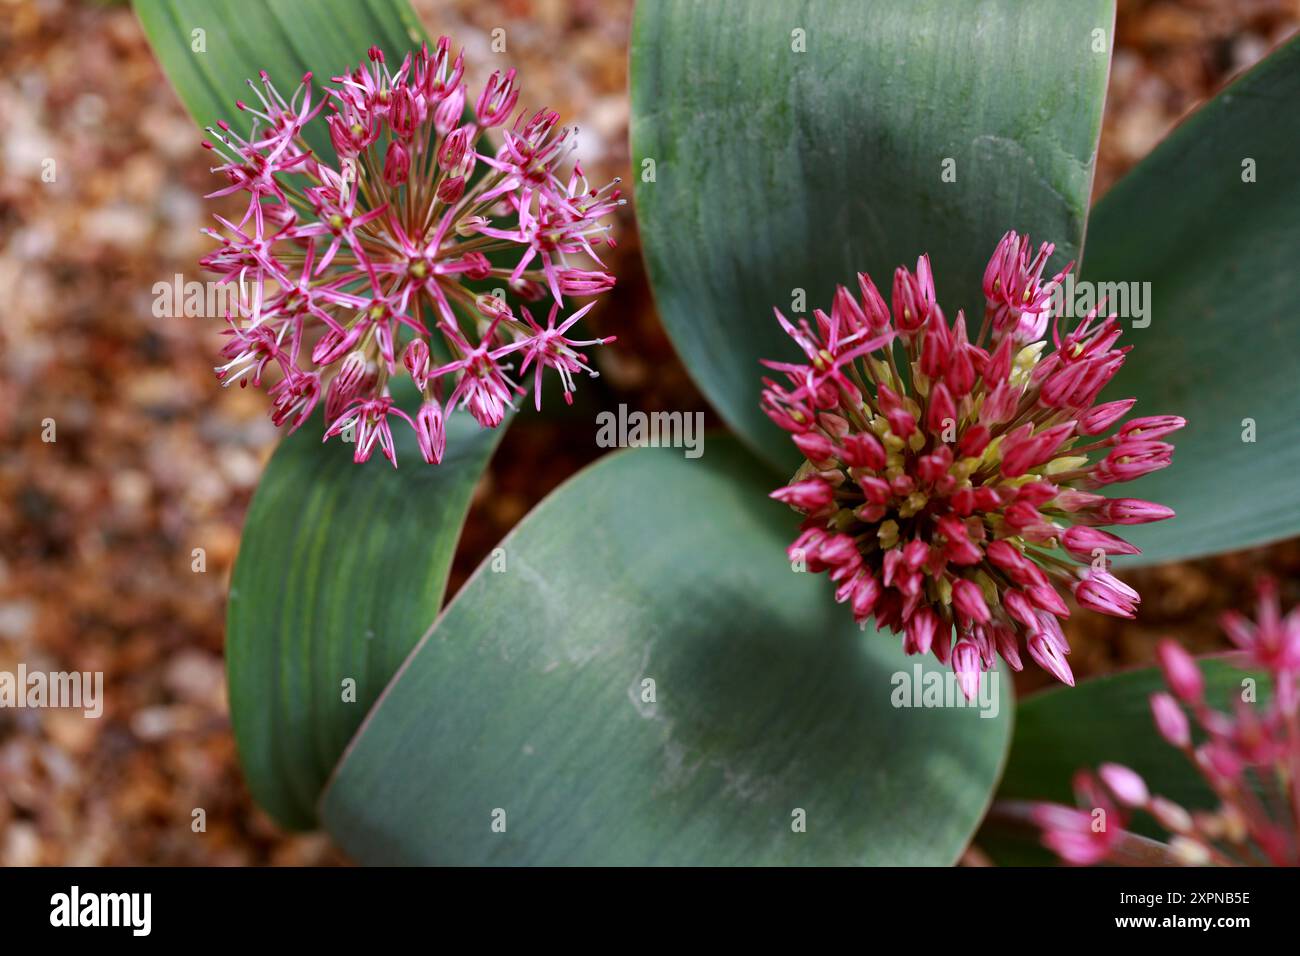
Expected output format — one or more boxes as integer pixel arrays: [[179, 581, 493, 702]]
[[0, 0, 1297, 865]]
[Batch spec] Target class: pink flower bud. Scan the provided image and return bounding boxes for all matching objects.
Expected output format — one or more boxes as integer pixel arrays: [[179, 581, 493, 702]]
[[856, 271, 891, 330], [958, 424, 991, 457], [434, 82, 466, 136], [925, 381, 956, 438], [770, 478, 834, 513], [1000, 422, 1074, 477], [1073, 568, 1139, 618], [403, 339, 431, 389], [1060, 526, 1140, 561], [919, 310, 952, 378], [1200, 743, 1242, 781], [1053, 488, 1104, 512], [1098, 763, 1149, 807], [383, 141, 410, 187], [1100, 498, 1178, 526], [1015, 481, 1058, 506], [388, 87, 421, 140], [793, 431, 836, 463], [885, 407, 916, 439], [414, 399, 446, 465], [837, 431, 889, 468], [952, 579, 991, 623], [984, 335, 1014, 385], [1150, 796, 1194, 834], [985, 539, 1029, 576], [1077, 399, 1136, 434], [952, 640, 982, 701], [437, 175, 466, 204], [831, 284, 867, 334], [858, 475, 891, 505], [818, 533, 859, 567], [904, 606, 940, 655], [1096, 440, 1174, 483], [1003, 589, 1038, 632], [818, 413, 850, 438], [848, 572, 881, 620], [475, 292, 513, 322], [1027, 630, 1075, 686], [936, 515, 982, 565], [1026, 582, 1070, 618], [916, 447, 953, 485], [1157, 640, 1204, 703], [557, 268, 616, 298], [891, 261, 933, 333], [438, 126, 471, 172], [979, 380, 1020, 426], [1118, 415, 1187, 441], [1150, 692, 1190, 747], [992, 623, 1022, 671], [458, 252, 491, 281]]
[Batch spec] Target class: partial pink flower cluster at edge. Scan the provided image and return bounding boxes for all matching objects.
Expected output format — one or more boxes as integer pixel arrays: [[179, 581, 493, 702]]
[[761, 232, 1184, 696], [1030, 581, 1300, 866], [201, 38, 622, 466]]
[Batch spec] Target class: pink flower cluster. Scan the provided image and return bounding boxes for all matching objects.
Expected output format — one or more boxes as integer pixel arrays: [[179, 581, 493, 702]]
[[201, 38, 621, 466], [1031, 581, 1300, 866], [761, 232, 1183, 695]]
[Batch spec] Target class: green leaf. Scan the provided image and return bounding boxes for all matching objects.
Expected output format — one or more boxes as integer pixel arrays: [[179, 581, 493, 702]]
[[227, 408, 504, 829], [1083, 36, 1300, 565], [982, 659, 1260, 863], [631, 0, 1114, 472], [320, 439, 1011, 864], [134, 0, 427, 161]]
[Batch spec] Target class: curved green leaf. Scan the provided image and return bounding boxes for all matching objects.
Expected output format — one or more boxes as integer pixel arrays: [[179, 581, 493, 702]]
[[1084, 36, 1300, 565], [631, 0, 1114, 472], [320, 440, 1012, 865], [134, 0, 427, 161], [227, 408, 504, 829], [983, 659, 1261, 864]]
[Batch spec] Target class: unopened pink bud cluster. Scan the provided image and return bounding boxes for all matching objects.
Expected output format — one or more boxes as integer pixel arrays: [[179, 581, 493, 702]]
[[761, 232, 1183, 695], [1032, 581, 1300, 866], [201, 38, 622, 466]]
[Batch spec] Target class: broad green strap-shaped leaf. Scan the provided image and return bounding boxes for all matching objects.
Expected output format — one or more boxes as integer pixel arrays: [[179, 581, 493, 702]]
[[320, 440, 1011, 865], [1083, 36, 1300, 565], [228, 409, 504, 829], [982, 659, 1260, 864], [631, 0, 1114, 472], [134, 0, 426, 160]]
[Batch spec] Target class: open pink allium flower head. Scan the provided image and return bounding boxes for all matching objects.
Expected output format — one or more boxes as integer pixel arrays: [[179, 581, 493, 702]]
[[201, 38, 622, 466], [761, 232, 1184, 695], [1028, 581, 1300, 866]]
